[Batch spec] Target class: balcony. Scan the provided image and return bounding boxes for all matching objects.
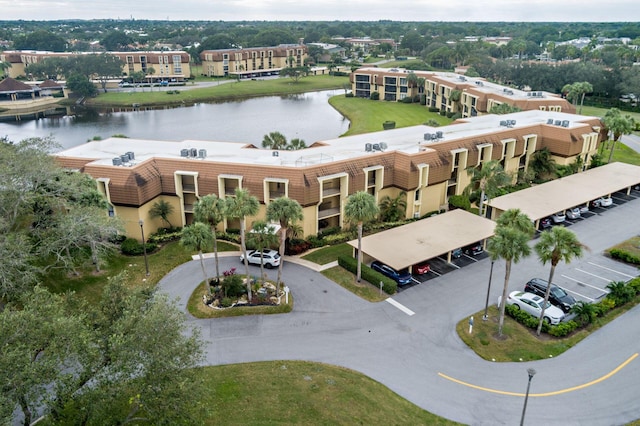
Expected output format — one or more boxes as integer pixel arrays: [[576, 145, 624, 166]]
[[318, 207, 340, 219], [184, 204, 194, 213], [322, 187, 340, 197], [182, 183, 195, 193]]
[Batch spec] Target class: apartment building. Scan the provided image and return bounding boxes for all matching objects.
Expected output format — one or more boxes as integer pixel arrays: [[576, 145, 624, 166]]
[[200, 44, 308, 78], [351, 67, 575, 117], [0, 50, 191, 81], [55, 109, 603, 240]]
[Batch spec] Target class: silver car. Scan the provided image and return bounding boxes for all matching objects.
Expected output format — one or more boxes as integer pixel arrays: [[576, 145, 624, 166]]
[[504, 291, 565, 325], [566, 207, 581, 220]]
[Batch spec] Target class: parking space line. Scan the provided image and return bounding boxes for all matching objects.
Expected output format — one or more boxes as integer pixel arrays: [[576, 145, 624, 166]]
[[562, 288, 595, 302], [386, 298, 415, 316], [430, 269, 442, 276], [587, 262, 636, 279], [561, 274, 609, 293], [574, 268, 615, 282]]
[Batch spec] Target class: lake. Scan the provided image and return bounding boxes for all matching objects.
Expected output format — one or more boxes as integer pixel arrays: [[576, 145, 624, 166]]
[[0, 90, 350, 151]]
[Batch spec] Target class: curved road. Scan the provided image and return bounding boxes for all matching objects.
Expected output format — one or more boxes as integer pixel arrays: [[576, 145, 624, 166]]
[[159, 196, 640, 425]]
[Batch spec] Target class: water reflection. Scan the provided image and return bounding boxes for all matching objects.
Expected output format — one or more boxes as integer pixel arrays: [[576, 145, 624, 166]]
[[0, 90, 350, 150]]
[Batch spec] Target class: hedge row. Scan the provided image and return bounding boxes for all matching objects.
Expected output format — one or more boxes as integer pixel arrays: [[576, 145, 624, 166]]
[[337, 255, 397, 295], [609, 248, 640, 265]]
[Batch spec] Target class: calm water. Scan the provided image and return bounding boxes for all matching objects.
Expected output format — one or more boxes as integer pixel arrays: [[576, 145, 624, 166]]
[[0, 90, 350, 151]]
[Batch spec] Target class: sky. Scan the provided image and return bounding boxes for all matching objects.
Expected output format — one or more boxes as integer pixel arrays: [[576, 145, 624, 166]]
[[1, 0, 639, 22]]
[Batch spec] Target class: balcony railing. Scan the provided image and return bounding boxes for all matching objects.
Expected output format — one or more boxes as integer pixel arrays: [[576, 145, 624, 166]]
[[322, 187, 340, 197], [318, 207, 340, 220], [182, 184, 195, 193]]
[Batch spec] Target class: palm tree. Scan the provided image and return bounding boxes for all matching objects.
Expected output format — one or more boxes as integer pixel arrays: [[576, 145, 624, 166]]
[[465, 160, 511, 217], [571, 301, 597, 327], [487, 212, 532, 337], [193, 194, 227, 283], [0, 60, 11, 78], [602, 108, 636, 163], [529, 147, 557, 181], [534, 227, 586, 335], [286, 138, 307, 150], [246, 221, 278, 286], [226, 188, 260, 302], [262, 131, 288, 150], [562, 81, 593, 114], [266, 197, 303, 293], [496, 208, 535, 237], [379, 191, 407, 222], [344, 192, 380, 283], [149, 199, 174, 229], [180, 222, 214, 294]]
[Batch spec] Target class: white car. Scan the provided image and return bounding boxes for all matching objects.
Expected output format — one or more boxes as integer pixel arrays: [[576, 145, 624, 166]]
[[551, 212, 566, 223], [240, 249, 281, 269], [566, 207, 581, 220], [591, 196, 613, 208], [502, 291, 565, 325]]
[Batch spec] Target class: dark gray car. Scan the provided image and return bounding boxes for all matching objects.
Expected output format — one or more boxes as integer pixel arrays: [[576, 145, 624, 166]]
[[524, 278, 576, 313]]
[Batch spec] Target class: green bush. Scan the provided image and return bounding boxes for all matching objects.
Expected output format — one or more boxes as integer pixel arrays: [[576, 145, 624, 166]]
[[222, 274, 245, 298], [548, 320, 578, 337], [220, 297, 233, 308], [609, 248, 640, 265], [370, 91, 379, 100], [505, 304, 550, 333], [399, 97, 413, 104], [628, 277, 640, 295], [345, 92, 354, 98], [337, 255, 397, 295], [305, 234, 326, 248], [428, 107, 439, 112], [594, 298, 615, 316], [148, 227, 183, 244], [319, 226, 342, 237], [323, 233, 353, 245], [120, 238, 157, 256]]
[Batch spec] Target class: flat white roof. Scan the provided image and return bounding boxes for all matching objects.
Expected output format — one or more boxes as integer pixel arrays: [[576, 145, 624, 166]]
[[347, 209, 496, 271], [488, 162, 640, 221], [56, 109, 599, 168]]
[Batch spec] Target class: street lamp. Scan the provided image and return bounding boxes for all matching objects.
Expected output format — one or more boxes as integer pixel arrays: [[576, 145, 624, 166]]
[[520, 368, 536, 426], [483, 259, 495, 320], [139, 219, 150, 276]]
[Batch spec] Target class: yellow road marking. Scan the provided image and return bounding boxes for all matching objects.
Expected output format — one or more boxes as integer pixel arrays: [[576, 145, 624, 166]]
[[438, 353, 637, 397]]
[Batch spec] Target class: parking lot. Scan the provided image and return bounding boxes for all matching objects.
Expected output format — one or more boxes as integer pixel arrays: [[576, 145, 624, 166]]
[[401, 186, 640, 294]]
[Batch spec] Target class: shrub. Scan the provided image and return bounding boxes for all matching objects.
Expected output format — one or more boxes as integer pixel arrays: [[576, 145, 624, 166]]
[[548, 320, 578, 337], [428, 107, 439, 112], [323, 233, 353, 245], [505, 304, 550, 333], [448, 194, 471, 211], [120, 238, 157, 256], [370, 92, 379, 100], [319, 226, 342, 237], [148, 227, 183, 244], [337, 255, 397, 294], [399, 97, 413, 104], [628, 277, 640, 295], [222, 274, 245, 298], [345, 92, 354, 98], [220, 297, 233, 308], [570, 301, 597, 326], [609, 248, 640, 265], [305, 234, 326, 249], [606, 281, 635, 306], [594, 298, 615, 316], [286, 238, 311, 255]]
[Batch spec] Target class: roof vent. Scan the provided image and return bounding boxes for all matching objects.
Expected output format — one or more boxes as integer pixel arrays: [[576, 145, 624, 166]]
[[365, 143, 373, 152], [379, 142, 388, 151], [112, 157, 123, 166]]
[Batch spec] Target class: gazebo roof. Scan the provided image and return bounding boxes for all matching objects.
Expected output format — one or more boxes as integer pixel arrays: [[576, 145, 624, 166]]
[[38, 79, 63, 89], [0, 77, 39, 93]]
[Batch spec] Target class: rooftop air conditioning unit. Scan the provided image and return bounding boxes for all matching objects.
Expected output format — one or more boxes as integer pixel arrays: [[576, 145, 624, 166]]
[[500, 120, 508, 127], [120, 154, 129, 163], [424, 133, 432, 141], [198, 149, 207, 158], [436, 131, 443, 139], [272, 151, 279, 157], [554, 120, 562, 126], [547, 118, 554, 125], [365, 143, 373, 152], [180, 149, 189, 157], [372, 143, 381, 151], [379, 142, 388, 151], [561, 120, 570, 127], [112, 157, 123, 166], [190, 148, 197, 157], [126, 151, 135, 160]]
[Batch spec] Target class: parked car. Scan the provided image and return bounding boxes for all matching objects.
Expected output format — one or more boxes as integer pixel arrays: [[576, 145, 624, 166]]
[[463, 242, 483, 256], [579, 205, 589, 215], [538, 217, 552, 230], [591, 196, 613, 208], [371, 261, 413, 286], [524, 278, 577, 313], [551, 212, 566, 223], [414, 261, 431, 275], [502, 291, 565, 325], [451, 248, 462, 259], [240, 249, 281, 268], [566, 207, 581, 220]]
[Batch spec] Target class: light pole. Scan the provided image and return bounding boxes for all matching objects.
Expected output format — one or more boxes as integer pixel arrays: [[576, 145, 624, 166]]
[[139, 219, 150, 276], [520, 368, 536, 426], [483, 259, 495, 320]]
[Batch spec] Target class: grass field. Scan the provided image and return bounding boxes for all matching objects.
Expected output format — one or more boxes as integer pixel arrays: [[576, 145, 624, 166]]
[[201, 361, 460, 425], [329, 95, 452, 136], [85, 75, 349, 107]]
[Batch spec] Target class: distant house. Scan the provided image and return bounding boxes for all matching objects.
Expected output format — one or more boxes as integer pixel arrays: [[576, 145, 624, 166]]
[[38, 79, 65, 97], [200, 44, 308, 78], [0, 77, 40, 102], [306, 43, 346, 63]]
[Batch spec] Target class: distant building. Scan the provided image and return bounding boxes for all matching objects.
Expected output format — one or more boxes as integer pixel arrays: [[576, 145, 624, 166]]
[[0, 50, 191, 81], [306, 43, 346, 62], [350, 67, 575, 117], [200, 44, 308, 78]]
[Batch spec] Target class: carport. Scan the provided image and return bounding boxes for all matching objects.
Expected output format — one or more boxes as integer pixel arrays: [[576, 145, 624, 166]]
[[487, 162, 640, 224], [347, 209, 496, 272]]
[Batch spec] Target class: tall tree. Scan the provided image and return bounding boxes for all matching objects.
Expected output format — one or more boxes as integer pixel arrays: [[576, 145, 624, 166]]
[[465, 160, 511, 217], [602, 108, 636, 163], [286, 138, 307, 150], [193, 194, 227, 283], [344, 192, 379, 283], [149, 199, 175, 229], [266, 197, 303, 292], [246, 221, 278, 286], [488, 209, 533, 337], [226, 188, 260, 302], [529, 147, 557, 181], [180, 222, 214, 294], [534, 227, 586, 335], [562, 81, 593, 114]]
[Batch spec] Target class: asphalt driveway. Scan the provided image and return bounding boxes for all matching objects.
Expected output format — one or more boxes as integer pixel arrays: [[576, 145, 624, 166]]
[[158, 196, 640, 425]]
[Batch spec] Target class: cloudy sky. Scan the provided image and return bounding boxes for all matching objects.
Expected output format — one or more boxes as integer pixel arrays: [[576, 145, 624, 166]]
[[1, 0, 639, 21]]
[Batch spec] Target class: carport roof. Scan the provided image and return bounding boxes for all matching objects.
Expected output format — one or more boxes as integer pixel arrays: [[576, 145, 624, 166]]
[[347, 209, 496, 271], [488, 162, 640, 222]]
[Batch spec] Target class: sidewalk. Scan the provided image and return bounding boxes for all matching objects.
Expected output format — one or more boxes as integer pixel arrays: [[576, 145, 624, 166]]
[[192, 251, 338, 272]]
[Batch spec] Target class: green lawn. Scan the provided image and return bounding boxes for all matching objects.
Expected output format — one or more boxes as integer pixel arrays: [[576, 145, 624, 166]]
[[201, 361, 460, 426], [329, 95, 452, 136], [301, 243, 352, 265], [86, 75, 349, 107]]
